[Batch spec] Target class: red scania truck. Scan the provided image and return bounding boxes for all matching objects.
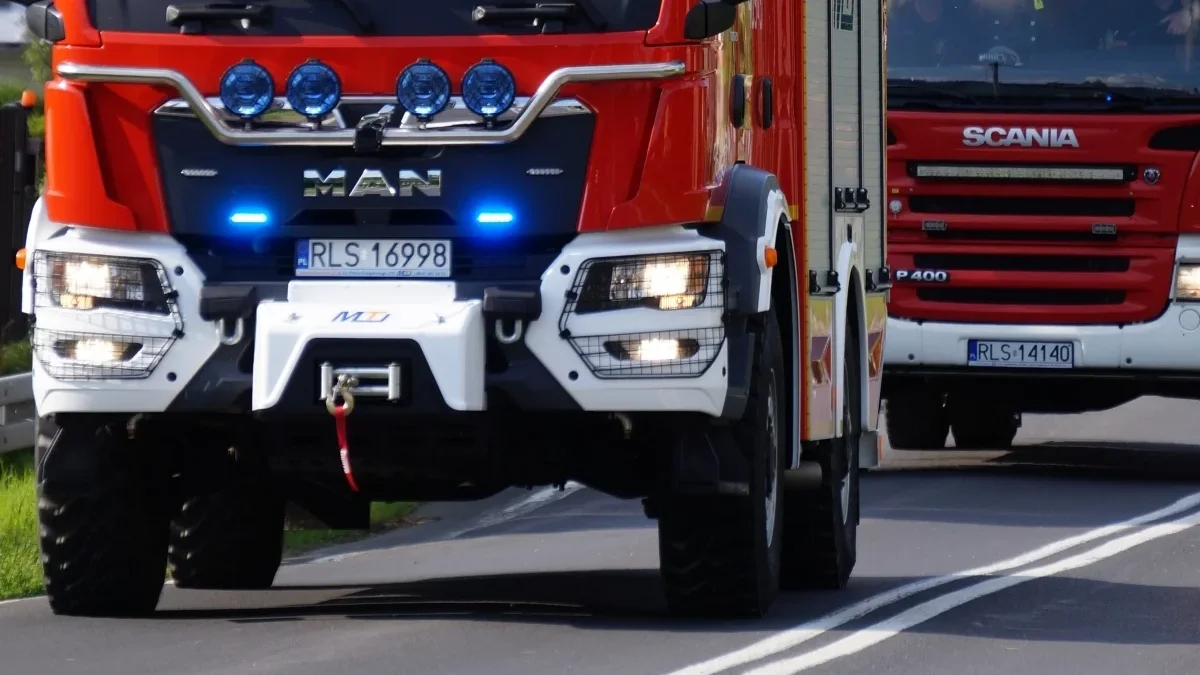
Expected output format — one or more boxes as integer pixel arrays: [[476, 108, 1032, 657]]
[[17, 0, 888, 618], [883, 0, 1200, 449]]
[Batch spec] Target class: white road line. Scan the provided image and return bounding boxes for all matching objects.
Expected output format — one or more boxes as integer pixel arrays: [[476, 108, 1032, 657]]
[[664, 489, 1200, 675], [442, 481, 585, 540], [745, 506, 1200, 675]]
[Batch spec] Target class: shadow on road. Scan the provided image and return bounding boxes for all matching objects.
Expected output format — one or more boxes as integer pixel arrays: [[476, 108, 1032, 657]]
[[151, 570, 908, 633]]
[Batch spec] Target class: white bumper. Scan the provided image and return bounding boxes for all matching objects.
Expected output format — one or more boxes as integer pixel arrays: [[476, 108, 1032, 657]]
[[884, 303, 1200, 372], [28, 225, 730, 417]]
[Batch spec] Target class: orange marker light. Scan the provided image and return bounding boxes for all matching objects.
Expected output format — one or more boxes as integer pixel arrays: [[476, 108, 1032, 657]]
[[763, 245, 778, 268], [19, 90, 35, 108], [14, 248, 25, 270]]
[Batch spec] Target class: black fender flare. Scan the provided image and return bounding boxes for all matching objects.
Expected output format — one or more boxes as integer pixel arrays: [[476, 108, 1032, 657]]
[[698, 164, 792, 421]]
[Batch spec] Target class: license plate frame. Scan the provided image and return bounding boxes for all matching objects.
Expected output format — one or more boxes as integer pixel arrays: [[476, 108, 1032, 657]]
[[967, 339, 1075, 369], [295, 238, 452, 278]]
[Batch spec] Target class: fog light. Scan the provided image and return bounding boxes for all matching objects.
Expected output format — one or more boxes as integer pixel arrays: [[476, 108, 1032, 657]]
[[33, 251, 173, 314], [572, 251, 723, 313], [605, 337, 702, 362], [33, 329, 173, 380], [571, 328, 723, 379], [1176, 263, 1200, 301]]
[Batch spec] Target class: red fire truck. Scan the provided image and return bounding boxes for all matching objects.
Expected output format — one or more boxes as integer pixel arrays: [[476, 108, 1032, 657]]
[[883, 0, 1200, 449], [19, 0, 887, 618]]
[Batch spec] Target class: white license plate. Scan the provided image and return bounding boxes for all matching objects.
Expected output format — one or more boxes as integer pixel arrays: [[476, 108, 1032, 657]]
[[295, 239, 451, 278], [968, 339, 1074, 369]]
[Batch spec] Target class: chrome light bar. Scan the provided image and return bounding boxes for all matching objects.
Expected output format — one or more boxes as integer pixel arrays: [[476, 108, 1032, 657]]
[[56, 61, 686, 147]]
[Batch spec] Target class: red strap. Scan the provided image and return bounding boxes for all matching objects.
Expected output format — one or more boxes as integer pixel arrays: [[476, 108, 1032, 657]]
[[333, 404, 359, 492]]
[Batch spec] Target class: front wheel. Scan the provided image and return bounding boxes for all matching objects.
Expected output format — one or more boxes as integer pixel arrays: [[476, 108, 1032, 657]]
[[35, 416, 170, 617], [169, 482, 286, 590], [657, 306, 786, 618]]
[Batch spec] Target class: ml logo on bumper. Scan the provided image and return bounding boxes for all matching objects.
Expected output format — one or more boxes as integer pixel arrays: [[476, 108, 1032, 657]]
[[332, 311, 391, 323], [303, 169, 442, 197]]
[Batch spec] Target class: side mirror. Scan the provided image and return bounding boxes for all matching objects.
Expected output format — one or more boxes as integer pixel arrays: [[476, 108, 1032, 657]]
[[683, 0, 747, 41], [26, 1, 66, 42]]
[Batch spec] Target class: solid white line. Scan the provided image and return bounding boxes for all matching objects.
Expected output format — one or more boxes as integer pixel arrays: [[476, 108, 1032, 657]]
[[745, 506, 1200, 675], [443, 481, 585, 539], [664, 489, 1200, 675]]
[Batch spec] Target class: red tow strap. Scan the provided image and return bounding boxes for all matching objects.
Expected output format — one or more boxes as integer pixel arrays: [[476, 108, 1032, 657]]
[[332, 404, 360, 492]]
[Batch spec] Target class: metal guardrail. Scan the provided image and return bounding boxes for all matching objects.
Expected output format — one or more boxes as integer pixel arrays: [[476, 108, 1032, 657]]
[[0, 371, 33, 454]]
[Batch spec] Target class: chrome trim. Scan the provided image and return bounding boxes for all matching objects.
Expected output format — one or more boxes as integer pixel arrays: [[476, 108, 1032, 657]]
[[56, 61, 686, 147], [153, 95, 592, 131]]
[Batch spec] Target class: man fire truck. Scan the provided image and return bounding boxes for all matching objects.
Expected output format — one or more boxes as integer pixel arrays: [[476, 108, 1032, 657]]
[[17, 0, 887, 618], [883, 0, 1200, 449]]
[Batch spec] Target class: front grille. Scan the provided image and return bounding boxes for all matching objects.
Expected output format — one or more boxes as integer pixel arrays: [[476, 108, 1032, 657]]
[[916, 288, 1126, 305], [176, 233, 576, 283], [908, 196, 1134, 217], [912, 253, 1131, 273]]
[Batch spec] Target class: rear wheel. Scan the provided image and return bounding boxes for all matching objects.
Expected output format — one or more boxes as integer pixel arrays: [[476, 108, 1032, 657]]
[[781, 323, 861, 589], [35, 416, 170, 617], [657, 306, 786, 618], [169, 481, 286, 590], [884, 382, 949, 450]]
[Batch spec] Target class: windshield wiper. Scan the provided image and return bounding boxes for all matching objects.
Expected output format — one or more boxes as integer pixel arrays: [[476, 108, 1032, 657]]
[[996, 82, 1200, 109], [166, 0, 374, 34], [473, 1, 606, 31]]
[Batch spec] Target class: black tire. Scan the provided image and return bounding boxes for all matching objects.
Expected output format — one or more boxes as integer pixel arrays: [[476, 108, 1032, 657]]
[[169, 482, 286, 590], [781, 322, 861, 590], [948, 398, 1019, 449], [657, 306, 786, 618], [35, 416, 169, 617], [884, 384, 949, 450]]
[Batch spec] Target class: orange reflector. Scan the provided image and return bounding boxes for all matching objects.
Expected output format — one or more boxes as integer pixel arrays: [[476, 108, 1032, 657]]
[[19, 90, 35, 108], [763, 246, 778, 268], [14, 248, 25, 270]]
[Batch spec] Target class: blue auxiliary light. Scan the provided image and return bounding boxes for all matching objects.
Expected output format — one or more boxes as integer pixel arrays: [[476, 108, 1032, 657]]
[[219, 59, 275, 119], [461, 59, 516, 118], [397, 59, 452, 119], [230, 211, 269, 225], [286, 58, 342, 119], [477, 211, 514, 224]]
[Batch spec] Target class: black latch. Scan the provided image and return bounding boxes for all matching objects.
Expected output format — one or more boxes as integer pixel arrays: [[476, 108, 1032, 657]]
[[198, 285, 258, 322], [483, 287, 542, 322], [867, 266, 892, 292], [834, 186, 870, 213]]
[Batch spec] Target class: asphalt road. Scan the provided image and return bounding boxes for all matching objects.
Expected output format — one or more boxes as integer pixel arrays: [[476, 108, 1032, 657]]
[[5, 396, 1200, 675]]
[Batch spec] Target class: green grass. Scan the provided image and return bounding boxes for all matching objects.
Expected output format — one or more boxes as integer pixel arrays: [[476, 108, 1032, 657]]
[[0, 449, 40, 601], [282, 501, 419, 556], [1, 340, 31, 375]]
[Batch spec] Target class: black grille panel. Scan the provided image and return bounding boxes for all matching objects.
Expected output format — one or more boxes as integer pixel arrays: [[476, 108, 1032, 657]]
[[909, 195, 1134, 217], [912, 253, 1131, 273], [917, 288, 1126, 305]]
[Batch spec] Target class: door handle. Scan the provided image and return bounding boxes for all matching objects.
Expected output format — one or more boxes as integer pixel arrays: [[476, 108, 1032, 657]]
[[759, 76, 773, 129]]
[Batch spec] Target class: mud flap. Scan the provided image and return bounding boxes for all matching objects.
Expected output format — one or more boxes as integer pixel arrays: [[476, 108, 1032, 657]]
[[859, 429, 880, 469]]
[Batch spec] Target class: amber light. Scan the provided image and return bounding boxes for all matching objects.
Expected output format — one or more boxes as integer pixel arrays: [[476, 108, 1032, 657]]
[[14, 248, 25, 270]]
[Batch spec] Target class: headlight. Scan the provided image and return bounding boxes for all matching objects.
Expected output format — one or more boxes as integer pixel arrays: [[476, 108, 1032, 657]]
[[571, 252, 722, 313], [1177, 263, 1200, 301], [32, 251, 173, 314]]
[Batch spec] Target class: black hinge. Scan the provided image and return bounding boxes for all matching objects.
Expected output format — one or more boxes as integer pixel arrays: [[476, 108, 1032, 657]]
[[833, 187, 871, 213], [866, 266, 892, 292], [808, 270, 841, 296]]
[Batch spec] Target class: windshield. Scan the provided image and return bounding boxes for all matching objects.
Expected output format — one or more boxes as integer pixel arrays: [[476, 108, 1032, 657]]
[[886, 0, 1200, 91], [87, 0, 661, 35]]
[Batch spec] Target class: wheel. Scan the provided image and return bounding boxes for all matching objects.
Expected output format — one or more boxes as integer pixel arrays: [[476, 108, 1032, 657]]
[[947, 397, 1019, 449], [657, 305, 786, 618], [780, 320, 861, 590], [883, 383, 949, 450], [35, 416, 170, 617], [169, 482, 286, 590]]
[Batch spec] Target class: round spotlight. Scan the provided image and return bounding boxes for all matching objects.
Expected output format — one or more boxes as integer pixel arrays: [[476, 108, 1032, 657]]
[[461, 59, 516, 118], [396, 59, 452, 119], [285, 58, 341, 119], [219, 59, 275, 119]]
